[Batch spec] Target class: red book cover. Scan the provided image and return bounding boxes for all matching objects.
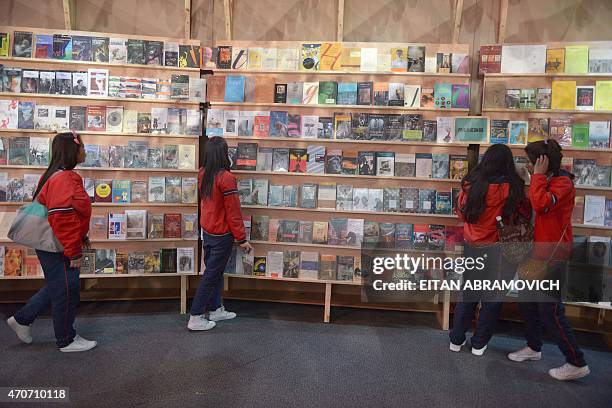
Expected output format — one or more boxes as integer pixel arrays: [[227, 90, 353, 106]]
[[413, 224, 428, 249], [445, 225, 464, 252], [289, 148, 307, 173], [86, 105, 107, 132], [479, 45, 502, 75], [253, 115, 270, 137], [163, 213, 182, 238], [549, 117, 573, 147], [4, 248, 24, 276], [206, 76, 226, 102], [572, 196, 584, 224]]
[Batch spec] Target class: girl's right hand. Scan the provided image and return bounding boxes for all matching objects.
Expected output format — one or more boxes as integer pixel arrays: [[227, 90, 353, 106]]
[[239, 241, 253, 253]]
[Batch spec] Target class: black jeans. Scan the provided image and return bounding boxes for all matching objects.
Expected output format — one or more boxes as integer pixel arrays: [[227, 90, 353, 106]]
[[190, 231, 234, 316], [14, 250, 80, 348]]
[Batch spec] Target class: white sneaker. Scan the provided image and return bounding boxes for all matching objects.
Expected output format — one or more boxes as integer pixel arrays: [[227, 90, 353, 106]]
[[472, 345, 487, 356], [59, 335, 97, 353], [208, 306, 236, 322], [7, 316, 33, 344], [549, 363, 590, 381], [187, 315, 216, 331], [508, 346, 542, 362], [449, 340, 466, 352]]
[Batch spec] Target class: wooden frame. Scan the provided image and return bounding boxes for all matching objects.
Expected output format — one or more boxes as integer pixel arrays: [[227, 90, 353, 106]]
[[62, 0, 76, 31], [337, 0, 345, 42], [452, 0, 464, 44], [184, 0, 192, 39], [224, 0, 233, 40]]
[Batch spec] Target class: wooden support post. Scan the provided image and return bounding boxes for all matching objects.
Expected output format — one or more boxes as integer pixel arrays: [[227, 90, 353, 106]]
[[184, 0, 192, 39], [337, 0, 345, 42], [324, 283, 332, 323], [224, 0, 233, 40], [598, 309, 605, 326], [62, 0, 76, 30], [442, 290, 451, 331], [180, 275, 188, 314], [224, 274, 229, 291], [498, 0, 508, 44], [452, 0, 464, 44]]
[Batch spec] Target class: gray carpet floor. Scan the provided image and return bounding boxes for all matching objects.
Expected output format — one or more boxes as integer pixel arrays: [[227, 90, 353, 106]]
[[0, 300, 611, 408]]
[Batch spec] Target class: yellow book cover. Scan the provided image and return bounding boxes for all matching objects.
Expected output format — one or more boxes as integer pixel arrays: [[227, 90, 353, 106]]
[[390, 47, 408, 72], [551, 80, 576, 110], [341, 47, 361, 71], [545, 48, 565, 73], [594, 80, 612, 111], [320, 42, 342, 71], [247, 47, 262, 70], [564, 45, 589, 74]]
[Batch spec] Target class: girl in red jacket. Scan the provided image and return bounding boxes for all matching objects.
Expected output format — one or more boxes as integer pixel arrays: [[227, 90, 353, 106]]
[[7, 132, 96, 352], [188, 137, 252, 331], [450, 144, 529, 355], [508, 140, 590, 381]]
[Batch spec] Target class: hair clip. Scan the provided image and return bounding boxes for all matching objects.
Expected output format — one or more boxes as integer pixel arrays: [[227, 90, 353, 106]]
[[71, 130, 80, 145]]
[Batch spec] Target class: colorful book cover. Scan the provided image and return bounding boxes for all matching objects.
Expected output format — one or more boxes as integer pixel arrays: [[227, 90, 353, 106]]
[[490, 119, 509, 144], [337, 82, 358, 105], [551, 80, 577, 110], [508, 120, 528, 145], [575, 86, 595, 111], [111, 180, 131, 203], [320, 42, 342, 71], [519, 88, 536, 109], [318, 81, 338, 105], [434, 83, 452, 109], [390, 47, 408, 72], [34, 34, 53, 58], [528, 118, 549, 142], [549, 117, 573, 147], [451, 84, 470, 108], [546, 48, 565, 73], [455, 117, 488, 142], [572, 123, 589, 148], [594, 80, 612, 111], [564, 45, 589, 74], [478, 45, 502, 74], [588, 121, 610, 148], [300, 43, 321, 71], [269, 111, 288, 137]]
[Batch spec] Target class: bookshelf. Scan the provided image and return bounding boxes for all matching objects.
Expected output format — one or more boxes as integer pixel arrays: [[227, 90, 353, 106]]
[[203, 40, 473, 327], [0, 26, 204, 313]]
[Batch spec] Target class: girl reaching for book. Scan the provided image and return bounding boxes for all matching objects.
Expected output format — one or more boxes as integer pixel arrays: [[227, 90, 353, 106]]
[[188, 136, 252, 331], [450, 144, 530, 356], [7, 132, 96, 352]]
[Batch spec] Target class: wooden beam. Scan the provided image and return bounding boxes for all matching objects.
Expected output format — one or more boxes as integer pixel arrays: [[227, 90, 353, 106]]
[[184, 0, 191, 39], [224, 0, 233, 40], [324, 283, 332, 323], [452, 0, 464, 44], [499, 0, 508, 43], [337, 0, 345, 42], [62, 0, 76, 30]]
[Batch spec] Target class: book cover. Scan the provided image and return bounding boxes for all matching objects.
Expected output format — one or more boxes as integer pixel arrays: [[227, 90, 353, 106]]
[[589, 121, 610, 148], [434, 83, 452, 109], [573, 159, 596, 186], [536, 88, 552, 109], [505, 89, 520, 109], [401, 188, 419, 213], [320, 42, 342, 71], [165, 177, 182, 203], [274, 83, 287, 104], [360, 48, 377, 72], [435, 192, 452, 215], [455, 117, 488, 142], [363, 221, 380, 247], [340, 47, 360, 71], [551, 80, 577, 110], [436, 117, 455, 143], [388, 83, 404, 106], [337, 82, 357, 105], [179, 45, 201, 68], [508, 120, 528, 145], [216, 46, 232, 69], [317, 183, 337, 209], [376, 152, 394, 176], [549, 117, 573, 147], [404, 84, 421, 108], [224, 76, 245, 102], [565, 45, 589, 74], [407, 46, 425, 72], [546, 48, 565, 73], [576, 86, 595, 111], [272, 148, 289, 172], [418, 189, 436, 214], [300, 43, 321, 71], [357, 82, 373, 105], [384, 114, 403, 141], [269, 111, 288, 137], [127, 39, 145, 64], [390, 47, 408, 72], [266, 251, 283, 278], [341, 150, 358, 175], [584, 195, 606, 226], [451, 84, 470, 109], [519, 88, 536, 109], [52, 34, 72, 60], [383, 188, 400, 213], [318, 117, 334, 139], [415, 153, 432, 178], [87, 68, 108, 97], [436, 53, 452, 73], [163, 213, 182, 238], [298, 221, 314, 244], [318, 81, 338, 104], [306, 145, 325, 174], [395, 153, 416, 177], [72, 36, 92, 61], [528, 118, 549, 142], [572, 123, 589, 148], [450, 155, 469, 180], [373, 82, 389, 106], [112, 179, 131, 203], [277, 48, 299, 71], [336, 184, 354, 210], [368, 114, 386, 140], [358, 151, 376, 176], [288, 83, 306, 104], [490, 119, 509, 144], [334, 113, 352, 139], [432, 154, 450, 179], [378, 223, 396, 248]]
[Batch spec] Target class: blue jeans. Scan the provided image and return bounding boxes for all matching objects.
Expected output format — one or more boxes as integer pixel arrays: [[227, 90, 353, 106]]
[[14, 250, 80, 348], [190, 231, 234, 316]]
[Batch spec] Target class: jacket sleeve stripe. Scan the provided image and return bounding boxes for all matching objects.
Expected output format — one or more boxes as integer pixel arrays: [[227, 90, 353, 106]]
[[223, 189, 238, 196], [48, 207, 75, 214]]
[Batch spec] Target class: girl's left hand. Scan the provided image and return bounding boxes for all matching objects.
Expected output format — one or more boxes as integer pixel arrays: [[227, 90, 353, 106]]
[[533, 155, 549, 175], [69, 258, 82, 269]]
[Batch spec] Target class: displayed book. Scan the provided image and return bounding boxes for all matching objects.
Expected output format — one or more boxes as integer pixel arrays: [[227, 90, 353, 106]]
[[455, 117, 487, 142], [508, 120, 528, 145], [584, 195, 606, 226], [546, 48, 565, 73], [87, 68, 109, 97], [551, 80, 576, 110], [527, 118, 549, 142], [565, 45, 589, 74], [451, 84, 470, 108], [589, 47, 612, 73], [549, 117, 573, 146], [536, 88, 552, 109], [589, 121, 610, 148], [575, 86, 595, 111], [501, 44, 546, 73], [434, 83, 452, 109], [594, 80, 612, 111]]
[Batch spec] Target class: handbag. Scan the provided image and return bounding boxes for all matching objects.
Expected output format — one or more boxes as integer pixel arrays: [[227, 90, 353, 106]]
[[517, 227, 567, 281], [7, 171, 65, 253], [497, 213, 534, 264]]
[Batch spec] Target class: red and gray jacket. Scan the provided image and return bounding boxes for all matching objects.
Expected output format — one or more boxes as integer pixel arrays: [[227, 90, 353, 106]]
[[529, 170, 575, 260], [198, 169, 246, 243], [36, 170, 92, 259]]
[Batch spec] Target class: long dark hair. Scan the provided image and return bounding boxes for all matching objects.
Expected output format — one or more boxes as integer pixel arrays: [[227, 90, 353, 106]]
[[525, 139, 574, 179], [33, 132, 83, 199], [461, 144, 525, 224], [200, 136, 231, 200]]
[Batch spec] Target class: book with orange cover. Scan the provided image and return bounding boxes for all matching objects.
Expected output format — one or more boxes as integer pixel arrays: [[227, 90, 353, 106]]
[[320, 42, 342, 71], [206, 76, 226, 102]]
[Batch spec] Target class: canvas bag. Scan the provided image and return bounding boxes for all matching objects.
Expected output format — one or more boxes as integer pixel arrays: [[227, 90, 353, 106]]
[[7, 171, 65, 252], [497, 213, 534, 264]]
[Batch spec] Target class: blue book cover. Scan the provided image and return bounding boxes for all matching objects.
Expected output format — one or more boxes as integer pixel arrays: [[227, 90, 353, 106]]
[[337, 82, 357, 105], [589, 121, 610, 149], [455, 117, 488, 142], [434, 83, 452, 109], [52, 34, 72, 60], [111, 180, 131, 203], [34, 34, 53, 58], [395, 223, 414, 249], [224, 75, 245, 103], [490, 119, 509, 144], [269, 111, 288, 137]]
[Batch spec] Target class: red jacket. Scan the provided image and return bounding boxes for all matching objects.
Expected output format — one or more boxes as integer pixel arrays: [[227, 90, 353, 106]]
[[36, 170, 92, 259], [198, 169, 246, 243], [529, 171, 574, 260], [457, 180, 530, 244]]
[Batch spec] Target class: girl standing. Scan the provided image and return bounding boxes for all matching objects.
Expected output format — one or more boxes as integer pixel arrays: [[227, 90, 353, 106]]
[[7, 132, 95, 352]]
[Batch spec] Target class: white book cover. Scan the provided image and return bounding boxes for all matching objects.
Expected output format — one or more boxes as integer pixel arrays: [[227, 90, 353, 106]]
[[404, 85, 421, 108], [28, 137, 50, 166], [106, 106, 124, 133], [109, 38, 127, 63], [253, 178, 269, 206], [125, 210, 147, 239], [71, 71, 88, 95], [588, 47, 612, 73], [148, 176, 166, 202], [501, 44, 547, 74], [33, 104, 52, 130], [0, 212, 17, 240], [368, 189, 383, 212], [151, 107, 168, 134], [347, 218, 364, 247], [87, 68, 109, 97], [188, 77, 206, 102], [247, 47, 263, 70], [236, 110, 254, 136], [584, 195, 606, 226], [299, 251, 319, 280], [50, 106, 69, 132], [262, 48, 278, 70], [107, 213, 127, 240], [300, 115, 319, 138], [186, 109, 201, 136], [0, 100, 18, 129], [223, 109, 239, 136], [353, 188, 369, 211], [425, 56, 437, 73], [436, 117, 455, 143], [177, 247, 195, 273], [23, 173, 40, 201], [360, 48, 378, 72], [266, 251, 284, 278], [206, 109, 224, 136], [377, 49, 391, 72], [302, 82, 319, 105], [178, 145, 196, 170], [277, 48, 298, 71]]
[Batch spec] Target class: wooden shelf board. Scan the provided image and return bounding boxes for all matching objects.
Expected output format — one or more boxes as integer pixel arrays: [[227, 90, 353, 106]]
[[482, 107, 612, 114], [232, 170, 461, 183], [330, 295, 443, 313], [243, 205, 458, 219], [0, 202, 197, 207], [484, 72, 612, 78], [223, 135, 475, 147], [212, 69, 470, 78], [0, 92, 200, 106], [0, 273, 196, 280], [0, 238, 198, 244], [224, 273, 360, 286], [0, 56, 200, 72], [564, 302, 612, 311], [210, 102, 469, 112], [495, 143, 612, 153], [0, 165, 197, 173], [248, 240, 461, 256], [572, 223, 612, 231], [0, 129, 199, 139]]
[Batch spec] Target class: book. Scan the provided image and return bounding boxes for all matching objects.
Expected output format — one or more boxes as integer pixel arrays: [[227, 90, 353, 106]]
[[336, 184, 354, 210], [106, 212, 126, 240], [357, 82, 373, 105], [360, 48, 377, 72], [272, 148, 289, 172], [216, 46, 232, 69], [252, 179, 269, 206], [501, 44, 546, 73], [160, 249, 177, 273], [565, 45, 589, 74], [508, 120, 528, 145], [505, 89, 520, 108], [87, 68, 108, 97], [455, 117, 488, 142], [163, 214, 182, 238], [436, 53, 452, 73], [337, 82, 357, 105], [269, 111, 288, 137], [325, 149, 342, 174], [451, 84, 470, 109], [287, 114, 301, 138], [519, 88, 536, 109], [289, 83, 307, 105], [165, 177, 182, 203], [111, 180, 131, 203], [317, 183, 337, 209], [126, 39, 145, 64], [341, 150, 358, 175], [251, 215, 270, 241], [255, 147, 273, 172], [383, 188, 400, 213], [299, 115, 319, 138], [408, 46, 426, 72], [391, 47, 408, 72], [0, 33, 8, 57], [573, 159, 597, 186], [274, 83, 287, 103], [395, 153, 416, 177], [404, 85, 421, 108], [436, 192, 452, 214], [52, 34, 72, 60], [300, 43, 321, 71], [588, 121, 610, 148], [576, 86, 595, 111], [368, 189, 384, 212], [546, 48, 565, 73], [418, 189, 436, 214], [436, 117, 455, 143], [277, 48, 299, 71], [549, 118, 573, 146], [373, 82, 389, 105], [318, 117, 334, 139], [376, 152, 394, 176], [490, 119, 509, 144], [551, 80, 576, 110], [334, 113, 352, 139], [595, 80, 612, 111], [528, 118, 549, 142], [266, 251, 284, 278], [236, 143, 258, 171], [385, 114, 403, 141], [415, 153, 432, 178], [363, 221, 380, 247], [148, 177, 166, 202], [306, 145, 325, 174], [289, 148, 307, 173], [388, 83, 404, 106], [395, 223, 414, 249], [94, 249, 115, 274], [535, 88, 552, 109], [432, 154, 450, 179], [450, 155, 469, 180], [571, 123, 589, 148], [318, 81, 338, 105], [584, 195, 606, 226]]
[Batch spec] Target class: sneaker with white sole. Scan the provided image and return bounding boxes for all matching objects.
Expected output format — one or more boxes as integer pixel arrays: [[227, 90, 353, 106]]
[[7, 316, 33, 344], [59, 335, 97, 353], [187, 315, 216, 331], [449, 340, 466, 352], [208, 306, 236, 322], [472, 345, 487, 356], [548, 363, 590, 381], [508, 346, 542, 362]]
